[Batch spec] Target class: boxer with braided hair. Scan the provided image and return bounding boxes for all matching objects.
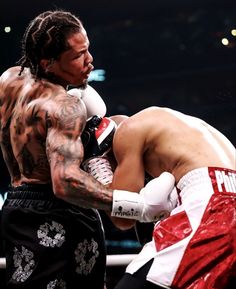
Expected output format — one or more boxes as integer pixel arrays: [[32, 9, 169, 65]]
[[0, 10, 176, 289], [18, 10, 84, 80]]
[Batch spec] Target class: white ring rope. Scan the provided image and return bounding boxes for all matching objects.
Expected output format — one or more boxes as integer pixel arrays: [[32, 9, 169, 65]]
[[106, 254, 137, 266], [0, 254, 137, 269], [0, 257, 6, 269]]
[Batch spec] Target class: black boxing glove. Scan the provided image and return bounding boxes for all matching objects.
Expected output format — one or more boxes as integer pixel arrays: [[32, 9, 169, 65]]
[[81, 115, 116, 159], [81, 116, 117, 185]]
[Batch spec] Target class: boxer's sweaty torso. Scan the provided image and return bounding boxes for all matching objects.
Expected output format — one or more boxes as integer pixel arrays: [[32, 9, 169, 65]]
[[138, 108, 236, 182]]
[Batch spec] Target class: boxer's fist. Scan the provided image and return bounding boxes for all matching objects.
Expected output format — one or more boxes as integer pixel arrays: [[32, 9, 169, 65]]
[[111, 172, 177, 223], [67, 85, 106, 119], [81, 116, 117, 160], [81, 116, 116, 186], [81, 85, 107, 118], [139, 172, 177, 222]]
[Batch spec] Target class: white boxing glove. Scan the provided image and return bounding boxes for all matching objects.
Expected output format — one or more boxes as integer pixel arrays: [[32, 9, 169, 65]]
[[67, 85, 107, 119], [111, 172, 178, 222]]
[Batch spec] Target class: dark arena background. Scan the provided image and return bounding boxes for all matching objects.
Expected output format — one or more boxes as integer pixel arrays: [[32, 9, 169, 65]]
[[0, 0, 236, 288]]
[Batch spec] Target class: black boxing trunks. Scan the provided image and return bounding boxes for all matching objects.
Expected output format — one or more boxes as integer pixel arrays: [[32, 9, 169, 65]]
[[124, 167, 236, 289], [1, 184, 106, 289]]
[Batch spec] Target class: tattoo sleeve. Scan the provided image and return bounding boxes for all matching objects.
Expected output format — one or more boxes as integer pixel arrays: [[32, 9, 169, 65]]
[[46, 95, 113, 211]]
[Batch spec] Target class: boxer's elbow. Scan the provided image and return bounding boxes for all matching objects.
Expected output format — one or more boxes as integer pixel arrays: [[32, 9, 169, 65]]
[[110, 216, 136, 230], [51, 169, 70, 199], [52, 177, 66, 199]]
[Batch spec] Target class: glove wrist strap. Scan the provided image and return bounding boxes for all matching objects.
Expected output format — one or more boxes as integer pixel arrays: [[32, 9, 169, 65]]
[[111, 190, 143, 220]]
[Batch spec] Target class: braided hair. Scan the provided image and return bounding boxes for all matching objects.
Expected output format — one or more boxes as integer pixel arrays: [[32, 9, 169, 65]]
[[18, 10, 83, 79]]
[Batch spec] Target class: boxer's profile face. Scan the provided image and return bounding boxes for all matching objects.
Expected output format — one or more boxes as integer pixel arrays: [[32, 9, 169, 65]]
[[41, 29, 94, 88]]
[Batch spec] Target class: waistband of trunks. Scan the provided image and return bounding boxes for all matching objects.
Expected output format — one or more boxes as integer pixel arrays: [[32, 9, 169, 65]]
[[7, 183, 55, 200], [177, 166, 236, 193]]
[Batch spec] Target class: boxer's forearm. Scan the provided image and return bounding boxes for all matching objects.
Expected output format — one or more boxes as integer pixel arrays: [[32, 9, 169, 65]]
[[53, 166, 114, 211]]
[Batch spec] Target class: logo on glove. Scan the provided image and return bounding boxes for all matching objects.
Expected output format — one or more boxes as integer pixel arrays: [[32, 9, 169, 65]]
[[113, 206, 139, 218], [81, 115, 116, 160]]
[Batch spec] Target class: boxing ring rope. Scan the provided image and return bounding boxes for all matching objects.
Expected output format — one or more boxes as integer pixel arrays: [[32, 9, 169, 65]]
[[0, 254, 137, 269], [0, 258, 6, 269], [106, 254, 137, 266]]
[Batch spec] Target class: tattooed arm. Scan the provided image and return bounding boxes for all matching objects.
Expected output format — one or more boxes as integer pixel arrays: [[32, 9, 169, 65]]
[[46, 93, 113, 211]]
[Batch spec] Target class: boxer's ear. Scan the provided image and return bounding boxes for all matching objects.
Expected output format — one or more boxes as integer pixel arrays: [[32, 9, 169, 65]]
[[40, 58, 55, 73]]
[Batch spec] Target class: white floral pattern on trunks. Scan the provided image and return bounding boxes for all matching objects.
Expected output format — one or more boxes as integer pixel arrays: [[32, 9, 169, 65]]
[[47, 279, 66, 289], [37, 220, 65, 247], [74, 238, 99, 275], [12, 246, 35, 282]]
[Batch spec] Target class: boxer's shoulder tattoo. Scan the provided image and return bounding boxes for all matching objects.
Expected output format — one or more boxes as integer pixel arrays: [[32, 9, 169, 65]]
[[51, 95, 85, 139], [46, 95, 85, 164]]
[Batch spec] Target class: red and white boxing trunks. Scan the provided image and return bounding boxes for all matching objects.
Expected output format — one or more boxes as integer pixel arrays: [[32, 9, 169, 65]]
[[126, 167, 236, 289]]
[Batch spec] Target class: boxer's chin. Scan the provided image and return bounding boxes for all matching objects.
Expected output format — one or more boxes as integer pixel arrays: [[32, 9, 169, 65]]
[[77, 80, 88, 90]]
